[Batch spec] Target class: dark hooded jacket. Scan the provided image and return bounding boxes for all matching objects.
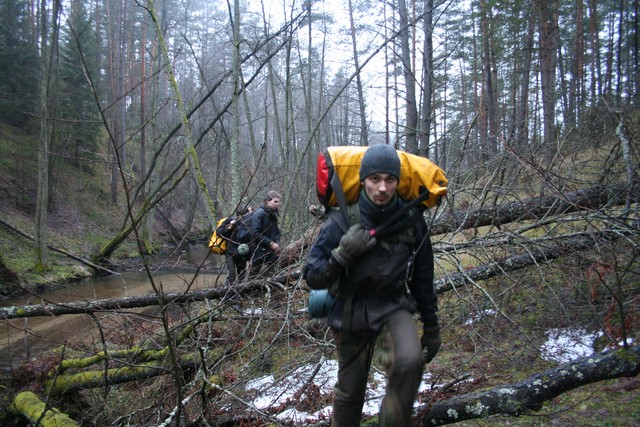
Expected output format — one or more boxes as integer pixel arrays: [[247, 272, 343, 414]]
[[303, 192, 438, 335], [249, 205, 281, 263]]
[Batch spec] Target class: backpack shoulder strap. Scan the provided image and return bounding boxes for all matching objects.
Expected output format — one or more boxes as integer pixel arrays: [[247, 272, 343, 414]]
[[346, 203, 360, 226], [326, 203, 360, 234]]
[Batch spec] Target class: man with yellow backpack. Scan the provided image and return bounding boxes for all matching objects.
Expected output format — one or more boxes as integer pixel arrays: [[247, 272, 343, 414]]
[[303, 144, 442, 427], [211, 205, 253, 284]]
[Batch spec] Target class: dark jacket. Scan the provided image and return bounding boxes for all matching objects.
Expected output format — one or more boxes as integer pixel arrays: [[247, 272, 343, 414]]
[[303, 194, 438, 334], [216, 216, 241, 256], [250, 206, 281, 262]]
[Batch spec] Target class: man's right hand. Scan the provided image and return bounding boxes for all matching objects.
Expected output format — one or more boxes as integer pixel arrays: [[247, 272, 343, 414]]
[[331, 224, 377, 267], [270, 241, 281, 255]]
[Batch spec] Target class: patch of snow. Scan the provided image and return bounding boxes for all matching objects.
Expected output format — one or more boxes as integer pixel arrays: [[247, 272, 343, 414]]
[[464, 309, 497, 325], [607, 337, 635, 350], [244, 358, 442, 422], [243, 307, 263, 316], [245, 359, 338, 423], [540, 328, 603, 363]]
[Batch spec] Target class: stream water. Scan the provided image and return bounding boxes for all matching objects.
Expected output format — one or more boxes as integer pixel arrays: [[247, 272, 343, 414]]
[[0, 244, 227, 374]]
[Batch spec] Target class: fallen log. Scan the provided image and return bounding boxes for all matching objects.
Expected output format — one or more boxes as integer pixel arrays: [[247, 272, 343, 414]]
[[430, 184, 633, 236], [0, 269, 301, 319], [45, 353, 199, 395], [12, 391, 78, 426], [2, 227, 628, 319], [419, 345, 640, 425], [434, 229, 627, 294], [56, 308, 216, 372], [282, 185, 632, 264]]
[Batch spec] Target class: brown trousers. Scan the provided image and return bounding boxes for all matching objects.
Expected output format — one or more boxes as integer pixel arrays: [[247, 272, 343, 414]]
[[331, 309, 423, 427]]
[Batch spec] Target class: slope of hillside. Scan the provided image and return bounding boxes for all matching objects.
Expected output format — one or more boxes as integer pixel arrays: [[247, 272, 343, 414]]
[[0, 124, 179, 295]]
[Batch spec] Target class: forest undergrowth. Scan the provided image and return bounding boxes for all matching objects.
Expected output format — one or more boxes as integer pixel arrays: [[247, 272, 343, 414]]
[[3, 234, 636, 426]]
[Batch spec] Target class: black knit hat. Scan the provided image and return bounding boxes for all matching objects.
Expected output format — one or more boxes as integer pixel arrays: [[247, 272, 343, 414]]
[[359, 144, 401, 181]]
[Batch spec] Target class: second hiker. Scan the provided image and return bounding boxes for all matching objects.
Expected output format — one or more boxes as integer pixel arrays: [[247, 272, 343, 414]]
[[247, 190, 282, 277]]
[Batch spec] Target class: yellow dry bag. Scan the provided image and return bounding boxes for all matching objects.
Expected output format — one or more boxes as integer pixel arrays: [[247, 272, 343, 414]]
[[316, 146, 447, 209], [208, 217, 228, 254]]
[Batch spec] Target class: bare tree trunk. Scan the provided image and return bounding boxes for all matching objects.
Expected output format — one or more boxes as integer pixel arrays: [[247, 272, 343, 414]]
[[557, 30, 570, 128], [139, 16, 155, 254], [397, 0, 418, 152], [516, 4, 535, 149], [633, 0, 640, 105], [35, 0, 61, 267], [419, 0, 434, 157], [615, 0, 624, 101], [117, 0, 126, 190], [230, 0, 242, 209], [588, 0, 602, 100], [384, 2, 390, 145], [105, 0, 125, 205], [347, 0, 369, 144], [35, 50, 50, 267], [479, 0, 497, 157], [571, 0, 585, 124], [535, 0, 559, 146]]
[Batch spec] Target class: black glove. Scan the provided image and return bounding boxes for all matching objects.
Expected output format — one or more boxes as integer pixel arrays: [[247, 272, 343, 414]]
[[331, 224, 377, 267], [421, 326, 441, 364]]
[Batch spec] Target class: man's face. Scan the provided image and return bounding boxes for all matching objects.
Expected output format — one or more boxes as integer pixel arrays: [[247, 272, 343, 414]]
[[266, 197, 281, 211], [363, 173, 398, 206]]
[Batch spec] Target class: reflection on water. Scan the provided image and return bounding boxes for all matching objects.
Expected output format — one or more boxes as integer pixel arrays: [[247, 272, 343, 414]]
[[0, 245, 228, 373]]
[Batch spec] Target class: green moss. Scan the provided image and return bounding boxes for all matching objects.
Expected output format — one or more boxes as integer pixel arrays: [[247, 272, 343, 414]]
[[12, 391, 79, 426]]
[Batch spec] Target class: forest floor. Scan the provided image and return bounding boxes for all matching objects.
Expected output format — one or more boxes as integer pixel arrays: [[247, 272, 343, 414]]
[[2, 197, 640, 425], [3, 208, 639, 427]]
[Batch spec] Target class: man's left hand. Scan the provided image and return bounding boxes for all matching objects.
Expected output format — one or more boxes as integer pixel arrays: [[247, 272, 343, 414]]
[[421, 326, 441, 364]]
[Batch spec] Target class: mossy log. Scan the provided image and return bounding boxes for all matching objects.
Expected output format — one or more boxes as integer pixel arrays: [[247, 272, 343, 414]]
[[46, 353, 198, 395], [12, 391, 78, 426], [56, 310, 213, 372], [56, 346, 170, 372]]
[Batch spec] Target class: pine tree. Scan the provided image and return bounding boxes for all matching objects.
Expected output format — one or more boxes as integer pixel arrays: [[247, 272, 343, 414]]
[[58, 0, 101, 170], [0, 0, 38, 129]]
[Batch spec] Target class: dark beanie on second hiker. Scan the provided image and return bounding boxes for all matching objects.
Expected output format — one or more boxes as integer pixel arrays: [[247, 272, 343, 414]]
[[359, 144, 401, 181]]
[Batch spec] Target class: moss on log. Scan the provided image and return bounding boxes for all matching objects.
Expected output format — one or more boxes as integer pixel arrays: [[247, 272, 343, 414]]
[[12, 391, 78, 426], [46, 353, 198, 395], [57, 346, 170, 371]]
